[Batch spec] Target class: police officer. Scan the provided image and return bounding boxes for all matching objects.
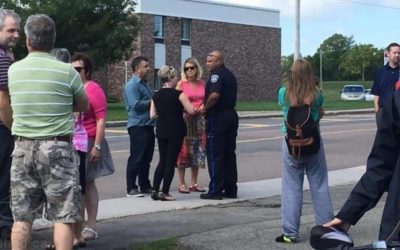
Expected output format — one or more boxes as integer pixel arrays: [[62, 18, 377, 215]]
[[200, 50, 238, 200]]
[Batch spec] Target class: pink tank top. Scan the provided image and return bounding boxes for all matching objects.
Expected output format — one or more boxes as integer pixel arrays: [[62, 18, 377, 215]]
[[181, 79, 205, 108]]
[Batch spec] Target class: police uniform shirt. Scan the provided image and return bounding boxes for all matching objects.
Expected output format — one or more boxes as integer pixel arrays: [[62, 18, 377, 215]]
[[205, 64, 237, 115]]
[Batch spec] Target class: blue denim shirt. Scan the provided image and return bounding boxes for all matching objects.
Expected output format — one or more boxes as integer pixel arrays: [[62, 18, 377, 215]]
[[124, 75, 155, 128]]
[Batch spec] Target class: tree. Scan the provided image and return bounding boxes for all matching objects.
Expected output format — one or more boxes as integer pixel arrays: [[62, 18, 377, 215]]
[[319, 34, 355, 81], [281, 54, 294, 81], [340, 44, 380, 82], [1, 0, 139, 67]]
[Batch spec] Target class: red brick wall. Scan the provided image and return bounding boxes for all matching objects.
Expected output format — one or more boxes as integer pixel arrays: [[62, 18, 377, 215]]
[[101, 14, 281, 102]]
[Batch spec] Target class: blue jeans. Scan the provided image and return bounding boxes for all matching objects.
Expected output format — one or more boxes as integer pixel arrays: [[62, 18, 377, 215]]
[[281, 137, 333, 238]]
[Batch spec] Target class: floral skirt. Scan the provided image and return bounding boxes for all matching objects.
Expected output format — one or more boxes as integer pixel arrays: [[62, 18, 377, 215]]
[[176, 115, 206, 169]]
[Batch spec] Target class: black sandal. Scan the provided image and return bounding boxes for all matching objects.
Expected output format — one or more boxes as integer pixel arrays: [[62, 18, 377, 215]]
[[45, 241, 86, 249], [45, 243, 56, 250], [73, 241, 87, 249]]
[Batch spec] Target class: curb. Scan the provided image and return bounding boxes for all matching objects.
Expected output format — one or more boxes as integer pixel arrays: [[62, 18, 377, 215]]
[[105, 109, 375, 128]]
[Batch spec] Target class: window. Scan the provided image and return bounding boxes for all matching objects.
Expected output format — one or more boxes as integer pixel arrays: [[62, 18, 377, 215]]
[[154, 16, 164, 44], [181, 19, 191, 46]]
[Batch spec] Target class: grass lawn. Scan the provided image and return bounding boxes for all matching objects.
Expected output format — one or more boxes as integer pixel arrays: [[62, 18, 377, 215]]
[[107, 81, 374, 121], [131, 238, 181, 250]]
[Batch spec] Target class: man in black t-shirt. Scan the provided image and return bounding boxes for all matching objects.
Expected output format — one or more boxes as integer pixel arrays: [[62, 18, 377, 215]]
[[371, 43, 400, 113], [200, 50, 238, 200]]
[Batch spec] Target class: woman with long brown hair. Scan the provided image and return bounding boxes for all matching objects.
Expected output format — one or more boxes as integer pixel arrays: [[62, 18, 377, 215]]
[[275, 59, 333, 244]]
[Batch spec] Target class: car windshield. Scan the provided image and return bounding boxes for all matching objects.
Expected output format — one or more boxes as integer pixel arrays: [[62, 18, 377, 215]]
[[343, 86, 364, 93]]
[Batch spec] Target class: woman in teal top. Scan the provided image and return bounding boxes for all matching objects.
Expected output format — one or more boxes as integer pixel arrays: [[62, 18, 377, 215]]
[[275, 59, 333, 244], [278, 86, 323, 133]]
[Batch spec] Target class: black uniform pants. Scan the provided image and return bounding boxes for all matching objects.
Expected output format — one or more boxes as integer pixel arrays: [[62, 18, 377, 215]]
[[206, 111, 238, 196], [336, 92, 400, 241], [0, 124, 13, 229], [153, 136, 183, 194], [126, 126, 155, 192]]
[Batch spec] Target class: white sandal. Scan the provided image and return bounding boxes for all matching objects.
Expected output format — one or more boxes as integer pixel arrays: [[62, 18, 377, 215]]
[[82, 226, 98, 241]]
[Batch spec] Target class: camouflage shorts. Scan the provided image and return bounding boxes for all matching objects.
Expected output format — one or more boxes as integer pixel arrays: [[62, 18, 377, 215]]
[[11, 139, 81, 223]]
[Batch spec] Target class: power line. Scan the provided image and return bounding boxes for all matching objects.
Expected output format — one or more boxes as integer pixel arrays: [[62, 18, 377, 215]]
[[335, 0, 400, 10]]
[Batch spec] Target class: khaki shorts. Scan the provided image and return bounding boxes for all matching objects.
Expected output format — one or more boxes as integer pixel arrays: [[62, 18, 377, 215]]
[[11, 139, 81, 223]]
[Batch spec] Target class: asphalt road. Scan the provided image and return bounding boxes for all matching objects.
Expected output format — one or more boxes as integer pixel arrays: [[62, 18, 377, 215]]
[[97, 113, 377, 200]]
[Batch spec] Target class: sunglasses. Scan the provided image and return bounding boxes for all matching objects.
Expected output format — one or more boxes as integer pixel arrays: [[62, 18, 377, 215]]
[[184, 66, 196, 71], [74, 67, 84, 73]]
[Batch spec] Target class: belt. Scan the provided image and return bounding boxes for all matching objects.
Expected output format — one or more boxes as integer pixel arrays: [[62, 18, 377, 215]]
[[15, 135, 72, 142]]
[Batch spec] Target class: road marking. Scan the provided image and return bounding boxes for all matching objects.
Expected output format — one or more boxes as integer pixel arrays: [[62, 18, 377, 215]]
[[110, 128, 376, 153], [236, 128, 375, 143], [111, 149, 130, 153], [240, 124, 272, 128], [321, 118, 375, 122], [106, 129, 127, 134], [106, 135, 129, 139], [106, 117, 375, 133], [322, 128, 375, 135]]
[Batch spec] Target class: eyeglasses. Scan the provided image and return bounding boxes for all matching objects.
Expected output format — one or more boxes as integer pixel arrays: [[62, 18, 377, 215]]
[[74, 67, 84, 73], [184, 66, 196, 72]]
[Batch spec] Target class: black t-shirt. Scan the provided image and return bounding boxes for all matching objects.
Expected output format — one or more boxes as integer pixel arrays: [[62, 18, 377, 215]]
[[152, 88, 186, 138], [205, 64, 237, 114]]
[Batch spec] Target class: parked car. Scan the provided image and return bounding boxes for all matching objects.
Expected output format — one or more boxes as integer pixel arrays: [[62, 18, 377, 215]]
[[364, 89, 374, 101], [340, 84, 365, 101]]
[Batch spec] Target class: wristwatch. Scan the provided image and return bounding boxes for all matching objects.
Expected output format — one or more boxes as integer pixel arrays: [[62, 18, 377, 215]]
[[94, 144, 101, 151]]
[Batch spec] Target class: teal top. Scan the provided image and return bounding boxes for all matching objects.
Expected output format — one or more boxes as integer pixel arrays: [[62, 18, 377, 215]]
[[277, 86, 323, 134]]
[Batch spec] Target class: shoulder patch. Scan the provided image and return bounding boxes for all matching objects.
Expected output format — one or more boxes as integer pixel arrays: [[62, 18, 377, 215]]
[[211, 75, 219, 83]]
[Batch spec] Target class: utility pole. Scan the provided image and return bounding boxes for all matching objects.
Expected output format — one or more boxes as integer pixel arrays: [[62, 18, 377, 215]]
[[319, 49, 323, 89], [294, 0, 300, 61]]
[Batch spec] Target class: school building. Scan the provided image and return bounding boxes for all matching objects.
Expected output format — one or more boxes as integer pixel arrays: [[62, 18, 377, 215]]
[[101, 0, 281, 101]]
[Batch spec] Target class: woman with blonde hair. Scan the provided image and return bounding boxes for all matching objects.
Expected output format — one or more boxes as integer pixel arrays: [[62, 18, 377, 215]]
[[150, 65, 197, 201], [275, 58, 333, 244], [176, 57, 207, 193]]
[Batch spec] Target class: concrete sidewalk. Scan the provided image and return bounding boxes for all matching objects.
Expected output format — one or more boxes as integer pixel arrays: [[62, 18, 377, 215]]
[[24, 165, 388, 250]]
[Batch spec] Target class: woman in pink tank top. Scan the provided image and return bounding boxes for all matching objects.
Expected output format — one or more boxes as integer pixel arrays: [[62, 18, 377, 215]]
[[176, 58, 207, 193]]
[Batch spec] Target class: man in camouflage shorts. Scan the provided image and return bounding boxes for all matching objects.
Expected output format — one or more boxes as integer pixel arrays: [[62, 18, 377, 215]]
[[4, 14, 88, 250]]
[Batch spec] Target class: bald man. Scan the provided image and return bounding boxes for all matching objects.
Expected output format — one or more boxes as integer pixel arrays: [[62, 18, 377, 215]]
[[200, 51, 238, 200]]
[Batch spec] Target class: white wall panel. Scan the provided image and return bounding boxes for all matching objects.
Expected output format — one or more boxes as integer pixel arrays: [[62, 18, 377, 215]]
[[136, 0, 280, 28]]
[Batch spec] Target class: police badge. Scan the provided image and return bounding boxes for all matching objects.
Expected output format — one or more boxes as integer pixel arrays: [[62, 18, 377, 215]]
[[211, 75, 219, 83]]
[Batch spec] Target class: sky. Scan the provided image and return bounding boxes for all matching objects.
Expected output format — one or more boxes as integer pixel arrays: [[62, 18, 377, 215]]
[[215, 0, 400, 56]]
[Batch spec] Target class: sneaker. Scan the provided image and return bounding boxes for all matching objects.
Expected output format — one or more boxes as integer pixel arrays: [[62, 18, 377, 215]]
[[200, 193, 223, 200], [126, 188, 144, 197], [140, 187, 153, 194], [275, 234, 297, 243]]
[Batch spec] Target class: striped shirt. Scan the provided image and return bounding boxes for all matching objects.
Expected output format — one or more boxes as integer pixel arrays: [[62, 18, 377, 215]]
[[0, 46, 11, 91], [8, 52, 86, 138], [0, 46, 12, 125]]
